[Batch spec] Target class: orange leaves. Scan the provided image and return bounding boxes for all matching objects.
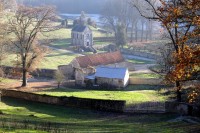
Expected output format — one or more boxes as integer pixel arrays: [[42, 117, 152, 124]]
[[167, 44, 200, 83], [188, 85, 200, 104]]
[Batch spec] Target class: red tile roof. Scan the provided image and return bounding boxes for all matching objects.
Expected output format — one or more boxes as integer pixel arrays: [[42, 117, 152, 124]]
[[75, 51, 124, 68]]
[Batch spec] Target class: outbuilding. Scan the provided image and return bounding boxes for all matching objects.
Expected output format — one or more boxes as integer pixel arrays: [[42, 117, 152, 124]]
[[85, 66, 129, 88]]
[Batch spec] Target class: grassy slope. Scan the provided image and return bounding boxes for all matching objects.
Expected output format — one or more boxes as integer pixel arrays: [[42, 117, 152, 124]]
[[0, 78, 18, 84], [2, 26, 112, 69], [127, 59, 155, 64], [130, 73, 161, 78], [2, 49, 77, 69], [40, 50, 77, 69], [36, 85, 170, 105], [0, 97, 199, 133]]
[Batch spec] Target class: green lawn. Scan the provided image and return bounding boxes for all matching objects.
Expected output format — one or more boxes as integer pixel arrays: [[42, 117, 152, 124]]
[[45, 26, 114, 49], [36, 85, 170, 105], [2, 49, 77, 69], [0, 78, 18, 84], [0, 97, 199, 132], [40, 50, 77, 69], [127, 59, 155, 64], [130, 73, 161, 79]]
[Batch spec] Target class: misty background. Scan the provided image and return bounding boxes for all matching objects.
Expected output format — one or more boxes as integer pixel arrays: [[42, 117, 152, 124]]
[[17, 0, 109, 13]]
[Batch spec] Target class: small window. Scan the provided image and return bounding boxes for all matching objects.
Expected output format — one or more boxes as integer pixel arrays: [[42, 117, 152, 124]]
[[118, 80, 123, 83]]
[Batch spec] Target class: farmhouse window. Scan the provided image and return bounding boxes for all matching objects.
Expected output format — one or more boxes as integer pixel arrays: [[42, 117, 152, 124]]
[[118, 80, 123, 83]]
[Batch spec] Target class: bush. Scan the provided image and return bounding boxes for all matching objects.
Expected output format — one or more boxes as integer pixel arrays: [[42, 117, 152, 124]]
[[0, 67, 4, 78]]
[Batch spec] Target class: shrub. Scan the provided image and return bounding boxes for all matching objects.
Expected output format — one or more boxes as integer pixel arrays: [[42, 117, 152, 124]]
[[0, 67, 4, 78]]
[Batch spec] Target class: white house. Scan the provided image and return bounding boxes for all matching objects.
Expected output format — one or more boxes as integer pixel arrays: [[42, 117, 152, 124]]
[[85, 66, 129, 88]]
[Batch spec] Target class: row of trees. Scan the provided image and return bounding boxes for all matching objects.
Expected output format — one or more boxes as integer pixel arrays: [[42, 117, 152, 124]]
[[100, 0, 155, 47], [132, 0, 200, 103]]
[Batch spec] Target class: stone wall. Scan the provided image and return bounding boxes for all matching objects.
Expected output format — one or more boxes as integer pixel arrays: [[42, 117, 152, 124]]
[[2, 66, 56, 78], [31, 69, 56, 78], [129, 78, 163, 85], [165, 101, 194, 115], [58, 65, 74, 79], [1, 90, 125, 112]]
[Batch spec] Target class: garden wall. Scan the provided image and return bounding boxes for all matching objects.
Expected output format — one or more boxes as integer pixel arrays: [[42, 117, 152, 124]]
[[31, 69, 56, 78], [129, 78, 163, 85], [165, 101, 196, 116], [1, 90, 125, 112], [2, 66, 56, 78]]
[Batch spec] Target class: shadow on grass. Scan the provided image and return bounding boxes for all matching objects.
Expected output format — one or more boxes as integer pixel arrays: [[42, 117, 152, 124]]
[[42, 85, 170, 93], [1, 97, 199, 132], [125, 85, 168, 91]]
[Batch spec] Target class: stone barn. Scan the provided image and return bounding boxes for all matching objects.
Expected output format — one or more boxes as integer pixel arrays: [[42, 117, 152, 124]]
[[71, 25, 94, 52], [58, 51, 134, 86], [85, 66, 129, 88]]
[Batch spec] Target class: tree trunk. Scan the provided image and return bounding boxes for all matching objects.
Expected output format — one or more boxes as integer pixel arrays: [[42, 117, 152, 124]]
[[21, 57, 27, 87], [135, 22, 138, 42], [149, 21, 153, 40], [141, 22, 144, 42], [145, 29, 148, 41], [176, 81, 181, 102], [22, 69, 27, 87], [131, 21, 134, 42]]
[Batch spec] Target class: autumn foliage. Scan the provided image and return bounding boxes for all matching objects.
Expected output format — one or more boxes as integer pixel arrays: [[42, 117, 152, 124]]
[[133, 0, 200, 102]]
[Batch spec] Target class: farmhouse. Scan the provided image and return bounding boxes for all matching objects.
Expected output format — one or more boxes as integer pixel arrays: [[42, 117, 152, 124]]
[[71, 25, 94, 51], [85, 66, 129, 88], [58, 51, 134, 86]]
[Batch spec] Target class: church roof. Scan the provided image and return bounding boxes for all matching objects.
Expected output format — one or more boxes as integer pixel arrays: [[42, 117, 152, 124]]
[[74, 51, 124, 68], [72, 25, 89, 32]]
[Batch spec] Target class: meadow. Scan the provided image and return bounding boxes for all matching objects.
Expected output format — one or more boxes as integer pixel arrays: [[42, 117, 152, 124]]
[[0, 97, 199, 132], [36, 85, 171, 106]]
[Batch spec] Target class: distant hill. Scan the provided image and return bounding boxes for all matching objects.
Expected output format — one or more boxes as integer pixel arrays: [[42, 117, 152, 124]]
[[17, 0, 109, 14]]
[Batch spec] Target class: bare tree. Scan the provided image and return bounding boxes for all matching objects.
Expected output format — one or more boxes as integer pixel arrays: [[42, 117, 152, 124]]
[[54, 70, 65, 89], [8, 5, 58, 87], [0, 1, 10, 79], [0, 0, 17, 12]]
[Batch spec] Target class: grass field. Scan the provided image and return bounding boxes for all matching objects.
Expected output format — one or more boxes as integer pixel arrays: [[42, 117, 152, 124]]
[[127, 59, 155, 64], [0, 97, 199, 132], [0, 78, 18, 84], [130, 73, 161, 78], [36, 85, 171, 105], [2, 49, 77, 69], [44, 26, 113, 49], [40, 50, 77, 69]]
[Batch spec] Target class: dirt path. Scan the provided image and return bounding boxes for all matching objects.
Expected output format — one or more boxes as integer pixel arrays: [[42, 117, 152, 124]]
[[0, 78, 57, 92]]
